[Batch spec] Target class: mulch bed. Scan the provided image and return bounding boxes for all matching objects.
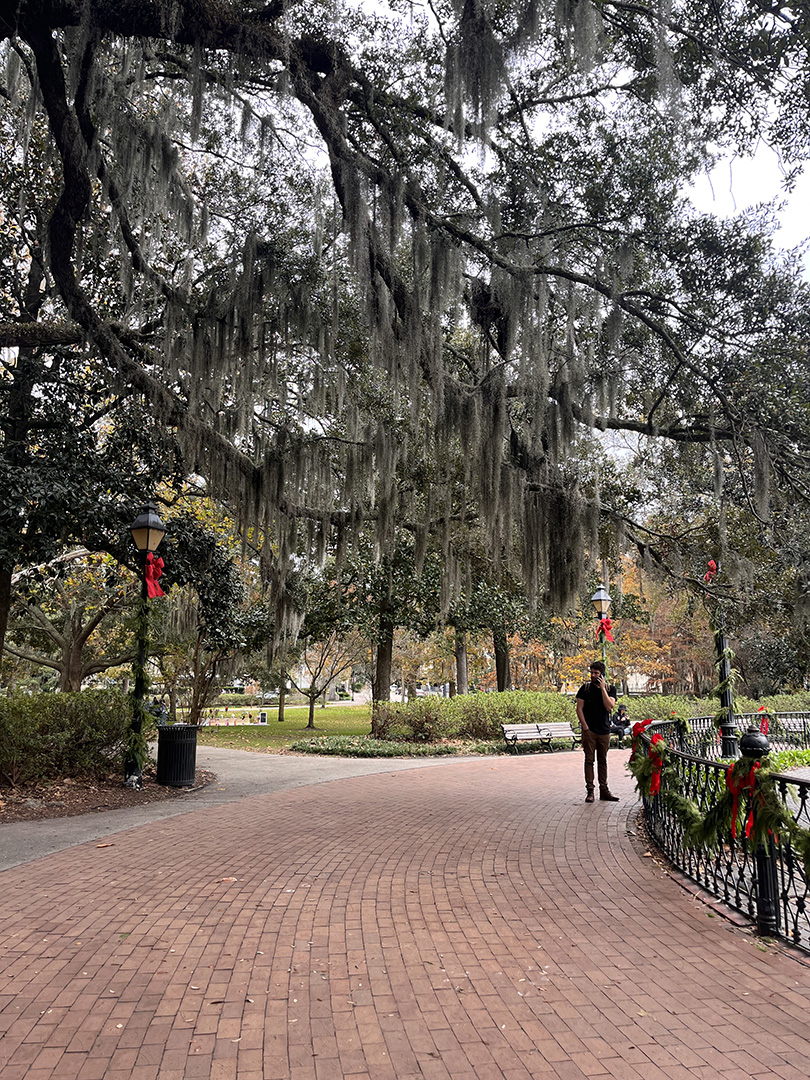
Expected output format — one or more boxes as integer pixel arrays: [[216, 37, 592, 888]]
[[0, 769, 215, 825]]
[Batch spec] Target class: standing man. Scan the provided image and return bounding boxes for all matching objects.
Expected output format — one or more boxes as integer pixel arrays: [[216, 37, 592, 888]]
[[576, 660, 619, 803]]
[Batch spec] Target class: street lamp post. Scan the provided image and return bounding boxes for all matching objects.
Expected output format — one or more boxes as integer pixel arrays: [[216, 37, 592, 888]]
[[125, 502, 166, 789], [590, 585, 613, 667], [715, 617, 739, 759], [705, 559, 738, 759]]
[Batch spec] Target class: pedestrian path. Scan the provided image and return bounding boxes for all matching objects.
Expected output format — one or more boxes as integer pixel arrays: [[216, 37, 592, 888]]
[[0, 747, 469, 872], [2, 750, 809, 1080]]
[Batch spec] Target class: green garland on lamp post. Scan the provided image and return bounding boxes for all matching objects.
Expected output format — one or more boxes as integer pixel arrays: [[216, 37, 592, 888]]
[[124, 502, 166, 789], [713, 624, 739, 759], [702, 558, 738, 758]]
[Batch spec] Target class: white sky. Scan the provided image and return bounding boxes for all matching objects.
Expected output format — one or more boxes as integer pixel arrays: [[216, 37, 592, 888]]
[[688, 147, 810, 277]]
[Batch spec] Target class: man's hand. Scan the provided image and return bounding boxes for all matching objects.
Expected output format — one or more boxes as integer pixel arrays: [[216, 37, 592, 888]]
[[597, 675, 616, 710]]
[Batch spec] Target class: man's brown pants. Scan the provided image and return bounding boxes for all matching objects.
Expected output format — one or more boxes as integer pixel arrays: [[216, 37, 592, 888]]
[[581, 729, 611, 794]]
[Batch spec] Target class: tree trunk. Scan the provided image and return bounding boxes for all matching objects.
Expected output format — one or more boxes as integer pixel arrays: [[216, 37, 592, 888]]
[[454, 629, 469, 695], [373, 617, 394, 702], [307, 693, 316, 728], [494, 623, 511, 692], [61, 628, 84, 692], [188, 636, 221, 726], [0, 567, 11, 666], [61, 649, 84, 692], [278, 671, 286, 721]]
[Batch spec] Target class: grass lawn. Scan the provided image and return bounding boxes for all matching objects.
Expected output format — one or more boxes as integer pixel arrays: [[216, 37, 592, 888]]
[[195, 703, 374, 751]]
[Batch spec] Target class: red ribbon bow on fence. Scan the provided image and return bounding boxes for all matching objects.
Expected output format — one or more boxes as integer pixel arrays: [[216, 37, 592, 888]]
[[725, 761, 760, 840], [758, 705, 769, 735], [704, 559, 717, 584], [597, 617, 614, 642], [145, 552, 165, 599], [649, 733, 666, 795], [630, 717, 653, 760]]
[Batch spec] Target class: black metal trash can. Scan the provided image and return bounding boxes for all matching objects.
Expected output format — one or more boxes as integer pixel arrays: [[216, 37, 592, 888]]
[[156, 724, 199, 787]]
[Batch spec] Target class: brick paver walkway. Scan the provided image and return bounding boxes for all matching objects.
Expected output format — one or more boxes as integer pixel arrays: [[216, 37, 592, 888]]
[[2, 751, 810, 1080]]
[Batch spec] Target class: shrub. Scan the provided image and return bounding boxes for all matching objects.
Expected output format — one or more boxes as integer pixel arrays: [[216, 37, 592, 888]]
[[615, 695, 702, 725], [0, 690, 131, 787], [372, 697, 450, 742], [768, 748, 810, 772], [619, 691, 810, 727], [368, 691, 810, 750], [371, 690, 579, 743], [442, 695, 497, 739], [735, 691, 810, 715], [288, 735, 458, 757]]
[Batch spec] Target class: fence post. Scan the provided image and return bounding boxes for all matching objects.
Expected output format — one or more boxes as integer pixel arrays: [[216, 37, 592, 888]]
[[755, 836, 781, 937], [739, 726, 781, 938]]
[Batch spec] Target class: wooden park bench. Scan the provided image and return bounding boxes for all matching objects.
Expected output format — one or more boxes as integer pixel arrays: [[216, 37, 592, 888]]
[[501, 721, 580, 753]]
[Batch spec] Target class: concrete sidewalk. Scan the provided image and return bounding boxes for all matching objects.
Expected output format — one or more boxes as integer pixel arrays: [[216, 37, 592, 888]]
[[2, 749, 810, 1080]]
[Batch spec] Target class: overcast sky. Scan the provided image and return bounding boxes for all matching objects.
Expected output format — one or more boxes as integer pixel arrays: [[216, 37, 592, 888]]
[[688, 147, 810, 278]]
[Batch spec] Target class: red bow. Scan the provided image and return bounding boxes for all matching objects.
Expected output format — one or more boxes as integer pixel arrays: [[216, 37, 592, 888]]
[[597, 617, 614, 642], [726, 761, 760, 840], [757, 705, 769, 735], [145, 552, 165, 598], [630, 717, 653, 760], [703, 559, 717, 584], [649, 733, 666, 795]]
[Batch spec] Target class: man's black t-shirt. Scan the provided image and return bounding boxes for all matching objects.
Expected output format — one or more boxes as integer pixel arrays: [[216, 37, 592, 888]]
[[576, 681, 618, 735]]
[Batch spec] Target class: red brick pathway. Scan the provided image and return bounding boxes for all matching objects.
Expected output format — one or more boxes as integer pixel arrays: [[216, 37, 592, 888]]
[[2, 752, 809, 1080]]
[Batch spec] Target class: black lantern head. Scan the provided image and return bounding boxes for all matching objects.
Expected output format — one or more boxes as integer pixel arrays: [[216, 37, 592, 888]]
[[590, 585, 612, 618], [130, 502, 166, 553]]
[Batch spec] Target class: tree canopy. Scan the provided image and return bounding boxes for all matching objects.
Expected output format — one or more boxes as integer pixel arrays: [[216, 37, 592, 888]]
[[2, 1, 809, 644]]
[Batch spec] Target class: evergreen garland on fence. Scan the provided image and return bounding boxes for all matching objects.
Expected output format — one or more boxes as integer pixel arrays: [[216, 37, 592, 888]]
[[627, 738, 810, 882]]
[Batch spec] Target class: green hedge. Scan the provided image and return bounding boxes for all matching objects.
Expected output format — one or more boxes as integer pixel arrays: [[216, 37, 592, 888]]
[[288, 735, 460, 757], [288, 734, 517, 757], [372, 690, 578, 743], [734, 691, 810, 715], [619, 691, 810, 725], [369, 690, 810, 747], [0, 690, 132, 787]]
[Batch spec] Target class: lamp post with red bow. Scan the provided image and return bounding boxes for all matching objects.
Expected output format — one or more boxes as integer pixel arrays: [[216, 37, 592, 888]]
[[125, 502, 166, 788], [590, 584, 613, 667]]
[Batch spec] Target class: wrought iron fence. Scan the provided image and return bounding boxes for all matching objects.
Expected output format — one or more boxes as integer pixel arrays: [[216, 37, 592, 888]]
[[651, 713, 810, 760], [637, 729, 810, 953]]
